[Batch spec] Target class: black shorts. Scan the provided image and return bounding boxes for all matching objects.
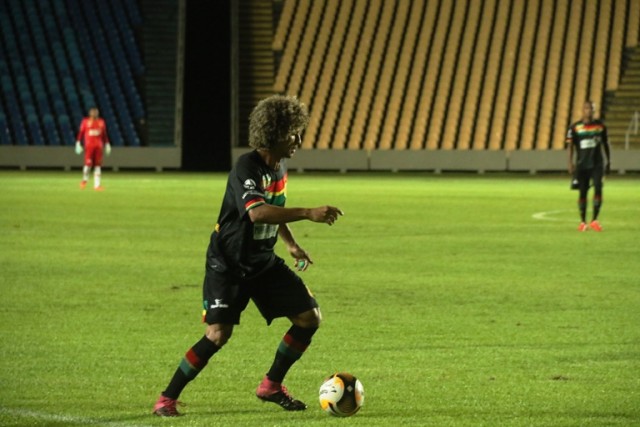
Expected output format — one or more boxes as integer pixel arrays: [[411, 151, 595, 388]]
[[576, 167, 604, 193], [202, 256, 318, 325]]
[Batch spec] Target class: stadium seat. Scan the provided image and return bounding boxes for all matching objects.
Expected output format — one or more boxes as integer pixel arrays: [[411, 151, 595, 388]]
[[43, 114, 61, 146], [317, 0, 365, 150], [535, 1, 567, 150], [333, 0, 383, 150], [26, 114, 45, 146], [58, 115, 75, 144], [455, 0, 497, 151], [349, 0, 394, 150], [393, 0, 438, 151], [551, 0, 583, 149], [487, 2, 525, 150], [285, 0, 323, 102], [518, 0, 552, 151], [0, 113, 12, 145], [441, 0, 483, 150], [426, 0, 467, 150], [0, 0, 143, 146]]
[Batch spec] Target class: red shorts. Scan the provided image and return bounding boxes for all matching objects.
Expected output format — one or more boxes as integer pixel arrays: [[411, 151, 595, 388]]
[[84, 144, 104, 167]]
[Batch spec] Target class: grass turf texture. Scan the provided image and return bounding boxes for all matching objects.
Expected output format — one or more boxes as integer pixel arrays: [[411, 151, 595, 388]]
[[0, 170, 639, 427]]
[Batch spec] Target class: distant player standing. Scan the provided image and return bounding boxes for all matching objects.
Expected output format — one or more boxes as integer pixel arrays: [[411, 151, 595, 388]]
[[566, 101, 611, 231], [75, 107, 111, 190], [153, 95, 343, 417]]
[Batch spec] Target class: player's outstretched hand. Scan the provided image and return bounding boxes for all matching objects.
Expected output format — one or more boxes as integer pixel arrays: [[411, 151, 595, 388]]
[[105, 143, 112, 156], [309, 206, 343, 226], [75, 142, 83, 155]]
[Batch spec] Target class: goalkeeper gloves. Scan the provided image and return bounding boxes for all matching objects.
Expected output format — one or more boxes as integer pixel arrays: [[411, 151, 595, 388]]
[[75, 141, 83, 155], [105, 143, 112, 156]]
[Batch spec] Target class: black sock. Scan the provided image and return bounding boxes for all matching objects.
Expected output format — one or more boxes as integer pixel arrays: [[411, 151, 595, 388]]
[[163, 336, 220, 399], [578, 198, 587, 222], [266, 325, 318, 384], [592, 195, 602, 221]]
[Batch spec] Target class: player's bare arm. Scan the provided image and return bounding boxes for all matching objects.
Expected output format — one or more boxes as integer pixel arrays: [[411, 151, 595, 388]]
[[603, 135, 611, 175], [248, 204, 343, 226], [278, 225, 313, 271], [567, 143, 575, 174]]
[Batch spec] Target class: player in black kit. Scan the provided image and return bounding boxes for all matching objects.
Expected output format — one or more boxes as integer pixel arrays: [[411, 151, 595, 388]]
[[153, 95, 343, 416], [567, 101, 611, 232]]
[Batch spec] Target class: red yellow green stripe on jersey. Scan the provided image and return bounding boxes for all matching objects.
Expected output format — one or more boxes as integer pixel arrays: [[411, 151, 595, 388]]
[[262, 174, 287, 207], [566, 123, 606, 143], [244, 198, 265, 211], [243, 174, 287, 212]]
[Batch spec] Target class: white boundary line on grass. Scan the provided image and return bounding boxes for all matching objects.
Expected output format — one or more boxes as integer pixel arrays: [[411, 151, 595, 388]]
[[531, 209, 572, 222], [0, 407, 154, 427]]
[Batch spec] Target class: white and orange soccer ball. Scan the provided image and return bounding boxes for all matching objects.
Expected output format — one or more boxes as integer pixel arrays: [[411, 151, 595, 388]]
[[318, 372, 364, 417]]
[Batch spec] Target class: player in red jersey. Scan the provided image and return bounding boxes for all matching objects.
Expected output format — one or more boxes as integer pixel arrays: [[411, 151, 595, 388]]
[[75, 107, 111, 190]]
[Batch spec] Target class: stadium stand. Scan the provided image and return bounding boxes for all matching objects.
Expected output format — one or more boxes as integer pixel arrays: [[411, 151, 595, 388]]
[[535, 0, 568, 151], [237, 0, 274, 147], [0, 0, 144, 147], [350, 0, 394, 150], [269, 0, 639, 154], [139, 0, 177, 147], [410, 0, 452, 150], [394, 0, 438, 151], [317, 0, 367, 150], [455, 0, 497, 151], [517, 0, 551, 151], [378, 0, 424, 151], [440, 0, 482, 150], [486, 1, 523, 151], [503, 0, 540, 152], [2, 0, 639, 171], [472, 0, 509, 150], [331, 0, 381, 150], [363, 0, 412, 151], [425, 0, 466, 150], [303, 0, 349, 150]]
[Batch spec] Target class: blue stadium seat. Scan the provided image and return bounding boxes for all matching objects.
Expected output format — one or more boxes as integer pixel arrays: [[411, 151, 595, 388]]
[[0, 59, 9, 76], [42, 114, 61, 145], [35, 91, 52, 116], [1, 75, 12, 91], [26, 114, 45, 146], [122, 0, 143, 26], [53, 98, 67, 117], [0, 113, 12, 145], [58, 115, 75, 145], [0, 0, 145, 146]]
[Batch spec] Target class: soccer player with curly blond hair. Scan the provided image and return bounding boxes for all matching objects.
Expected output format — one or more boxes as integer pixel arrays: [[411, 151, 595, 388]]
[[153, 95, 343, 416]]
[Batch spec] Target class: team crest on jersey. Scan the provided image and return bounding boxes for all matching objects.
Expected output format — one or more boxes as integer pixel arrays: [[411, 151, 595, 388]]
[[243, 179, 256, 190]]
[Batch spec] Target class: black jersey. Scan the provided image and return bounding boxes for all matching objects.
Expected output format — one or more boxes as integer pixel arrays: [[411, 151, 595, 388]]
[[206, 150, 287, 278], [566, 120, 609, 170]]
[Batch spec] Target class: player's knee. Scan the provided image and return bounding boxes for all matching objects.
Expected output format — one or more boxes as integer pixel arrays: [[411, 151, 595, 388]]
[[291, 308, 322, 328], [205, 324, 233, 347]]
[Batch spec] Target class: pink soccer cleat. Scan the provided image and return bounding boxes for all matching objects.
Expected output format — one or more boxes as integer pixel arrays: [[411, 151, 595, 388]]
[[153, 395, 182, 417], [256, 376, 307, 411]]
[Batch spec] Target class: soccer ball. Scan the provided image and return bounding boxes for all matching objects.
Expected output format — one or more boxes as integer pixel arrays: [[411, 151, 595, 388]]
[[318, 372, 364, 417]]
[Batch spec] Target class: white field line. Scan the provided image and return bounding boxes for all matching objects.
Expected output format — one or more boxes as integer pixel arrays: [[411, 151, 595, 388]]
[[0, 407, 154, 427], [531, 209, 572, 222]]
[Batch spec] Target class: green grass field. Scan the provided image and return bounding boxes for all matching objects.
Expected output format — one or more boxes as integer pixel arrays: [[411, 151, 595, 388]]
[[1, 170, 639, 427]]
